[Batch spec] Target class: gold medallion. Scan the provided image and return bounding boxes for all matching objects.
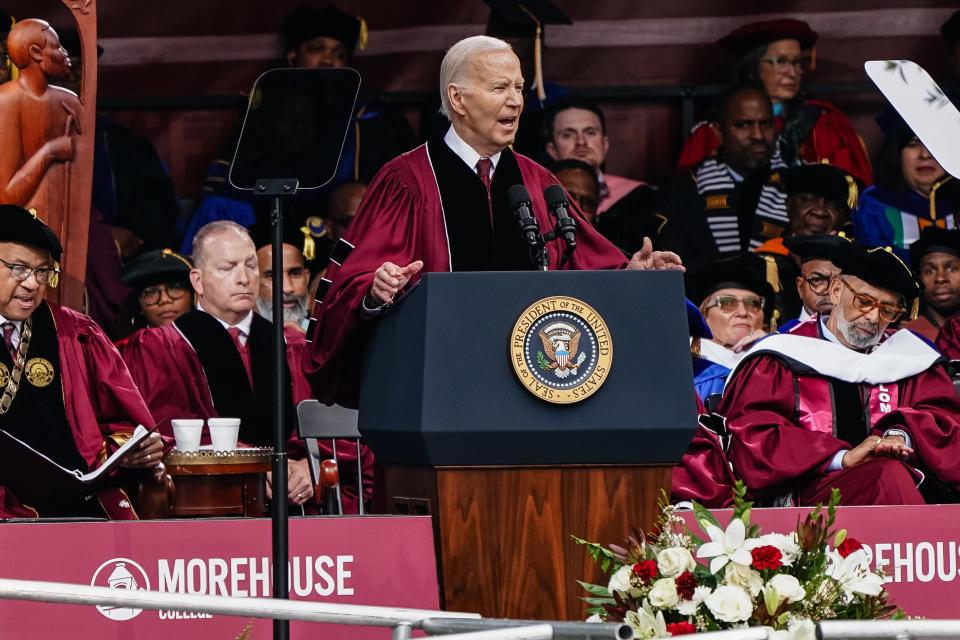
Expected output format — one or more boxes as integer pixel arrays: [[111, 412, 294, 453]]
[[24, 357, 55, 388], [0, 362, 8, 387], [509, 296, 613, 404]]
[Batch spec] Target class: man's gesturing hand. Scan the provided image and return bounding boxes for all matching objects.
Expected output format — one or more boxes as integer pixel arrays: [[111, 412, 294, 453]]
[[368, 260, 424, 305], [627, 237, 685, 272]]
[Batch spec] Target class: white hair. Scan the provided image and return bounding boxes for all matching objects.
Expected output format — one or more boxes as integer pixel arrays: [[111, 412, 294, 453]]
[[438, 35, 513, 120]]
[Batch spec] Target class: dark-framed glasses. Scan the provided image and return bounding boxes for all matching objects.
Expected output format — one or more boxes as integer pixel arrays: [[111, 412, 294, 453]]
[[801, 273, 833, 295], [705, 294, 765, 313], [759, 55, 812, 74], [138, 281, 191, 306], [836, 277, 905, 323], [0, 257, 59, 285]]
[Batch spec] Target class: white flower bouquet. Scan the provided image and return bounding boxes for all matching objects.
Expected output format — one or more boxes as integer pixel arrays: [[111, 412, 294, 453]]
[[574, 483, 900, 638]]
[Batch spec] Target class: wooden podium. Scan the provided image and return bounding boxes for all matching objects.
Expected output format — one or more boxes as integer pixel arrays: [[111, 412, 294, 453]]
[[361, 271, 697, 620]]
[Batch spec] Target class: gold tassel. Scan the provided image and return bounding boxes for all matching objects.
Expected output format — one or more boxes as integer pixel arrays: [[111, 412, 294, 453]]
[[770, 309, 780, 332], [517, 4, 545, 102], [845, 175, 858, 210], [299, 226, 316, 261], [161, 248, 194, 270], [358, 17, 368, 50], [763, 255, 782, 293], [930, 177, 951, 220], [910, 297, 919, 321], [49, 261, 60, 288]]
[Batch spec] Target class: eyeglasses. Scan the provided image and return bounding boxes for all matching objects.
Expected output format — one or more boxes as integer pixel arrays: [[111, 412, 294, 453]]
[[836, 277, 905, 323], [759, 55, 812, 74], [705, 295, 765, 314], [139, 282, 191, 306], [801, 274, 833, 295], [0, 257, 59, 285]]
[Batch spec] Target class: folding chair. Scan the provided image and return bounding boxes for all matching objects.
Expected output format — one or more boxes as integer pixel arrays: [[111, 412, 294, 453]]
[[295, 399, 365, 515]]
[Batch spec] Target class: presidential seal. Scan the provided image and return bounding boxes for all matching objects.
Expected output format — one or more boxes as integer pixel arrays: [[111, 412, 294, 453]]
[[24, 357, 54, 388], [510, 296, 613, 404]]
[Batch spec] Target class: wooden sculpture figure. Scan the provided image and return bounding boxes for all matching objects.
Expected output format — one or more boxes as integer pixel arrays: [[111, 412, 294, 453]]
[[0, 19, 80, 216]]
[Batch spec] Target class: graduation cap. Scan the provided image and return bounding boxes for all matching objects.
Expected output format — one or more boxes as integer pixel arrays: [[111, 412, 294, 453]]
[[695, 254, 777, 326], [0, 205, 63, 262], [832, 243, 920, 315], [718, 19, 819, 54], [783, 233, 851, 264], [909, 226, 960, 270], [280, 4, 367, 57], [774, 164, 859, 211], [248, 220, 328, 267], [120, 248, 193, 291], [483, 0, 572, 102]]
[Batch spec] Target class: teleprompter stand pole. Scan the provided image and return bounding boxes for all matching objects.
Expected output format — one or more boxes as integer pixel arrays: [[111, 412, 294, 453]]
[[255, 177, 299, 640]]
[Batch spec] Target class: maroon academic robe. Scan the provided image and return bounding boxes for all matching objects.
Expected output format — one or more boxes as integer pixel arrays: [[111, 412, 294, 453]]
[[936, 314, 960, 359], [671, 393, 738, 508], [122, 318, 372, 513], [721, 317, 960, 505], [0, 303, 156, 519], [304, 142, 630, 408]]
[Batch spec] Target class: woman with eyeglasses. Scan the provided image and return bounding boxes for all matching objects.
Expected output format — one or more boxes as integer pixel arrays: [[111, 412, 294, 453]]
[[115, 249, 194, 343], [691, 256, 775, 401], [677, 19, 872, 187], [853, 109, 960, 262]]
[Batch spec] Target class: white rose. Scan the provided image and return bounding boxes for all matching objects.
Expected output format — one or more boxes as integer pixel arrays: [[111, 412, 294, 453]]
[[607, 564, 634, 594], [705, 585, 754, 623], [657, 547, 697, 578], [724, 562, 764, 596], [647, 577, 680, 609], [767, 574, 806, 604], [677, 585, 711, 615]]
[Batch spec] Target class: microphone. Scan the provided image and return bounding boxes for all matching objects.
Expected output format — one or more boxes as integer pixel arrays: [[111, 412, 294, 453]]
[[544, 184, 577, 251], [508, 185, 541, 247]]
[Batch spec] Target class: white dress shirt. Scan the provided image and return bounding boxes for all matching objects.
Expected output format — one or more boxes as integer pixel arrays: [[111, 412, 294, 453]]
[[444, 125, 501, 178], [0, 314, 23, 352], [197, 304, 253, 347]]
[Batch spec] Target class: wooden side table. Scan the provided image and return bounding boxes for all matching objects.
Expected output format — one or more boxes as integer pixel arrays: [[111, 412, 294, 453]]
[[164, 448, 272, 517]]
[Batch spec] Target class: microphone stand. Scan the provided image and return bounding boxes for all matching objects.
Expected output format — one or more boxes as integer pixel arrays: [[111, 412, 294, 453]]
[[255, 177, 298, 640]]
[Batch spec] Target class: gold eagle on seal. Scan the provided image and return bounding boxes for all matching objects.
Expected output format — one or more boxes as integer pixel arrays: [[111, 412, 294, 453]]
[[538, 328, 582, 374]]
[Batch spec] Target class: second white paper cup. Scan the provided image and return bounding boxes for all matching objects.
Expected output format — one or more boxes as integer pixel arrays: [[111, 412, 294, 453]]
[[208, 417, 241, 451]]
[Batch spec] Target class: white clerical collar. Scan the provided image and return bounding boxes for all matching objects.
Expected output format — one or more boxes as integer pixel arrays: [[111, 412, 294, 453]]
[[0, 313, 23, 350], [197, 303, 253, 342], [798, 307, 812, 323], [444, 125, 502, 175]]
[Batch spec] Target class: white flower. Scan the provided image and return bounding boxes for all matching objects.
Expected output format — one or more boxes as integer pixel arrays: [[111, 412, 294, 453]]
[[769, 618, 816, 640], [724, 562, 764, 597], [657, 547, 697, 578], [697, 517, 753, 574], [767, 574, 806, 604], [608, 564, 633, 594], [677, 585, 711, 615], [625, 600, 669, 639], [585, 613, 602, 623], [704, 585, 754, 623], [745, 532, 801, 567], [648, 577, 680, 609], [826, 549, 884, 599]]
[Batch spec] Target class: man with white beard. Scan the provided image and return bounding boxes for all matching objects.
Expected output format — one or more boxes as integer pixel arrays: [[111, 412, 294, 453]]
[[252, 226, 311, 332], [719, 242, 960, 506]]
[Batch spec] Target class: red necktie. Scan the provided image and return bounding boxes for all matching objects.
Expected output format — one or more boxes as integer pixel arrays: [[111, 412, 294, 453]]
[[476, 158, 492, 190], [2, 322, 15, 361], [227, 327, 254, 388]]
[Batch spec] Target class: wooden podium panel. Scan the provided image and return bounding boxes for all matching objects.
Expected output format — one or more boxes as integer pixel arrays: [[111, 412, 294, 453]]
[[382, 465, 671, 620]]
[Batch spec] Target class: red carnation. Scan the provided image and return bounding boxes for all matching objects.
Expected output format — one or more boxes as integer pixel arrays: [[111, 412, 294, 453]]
[[750, 545, 783, 571], [631, 560, 658, 583], [837, 538, 864, 558], [666, 621, 697, 635], [675, 570, 697, 600]]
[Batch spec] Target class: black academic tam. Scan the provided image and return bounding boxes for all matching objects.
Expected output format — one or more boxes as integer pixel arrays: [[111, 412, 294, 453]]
[[0, 205, 63, 260]]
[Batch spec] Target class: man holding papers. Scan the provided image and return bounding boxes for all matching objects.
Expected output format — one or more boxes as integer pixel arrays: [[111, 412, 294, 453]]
[[0, 205, 162, 519]]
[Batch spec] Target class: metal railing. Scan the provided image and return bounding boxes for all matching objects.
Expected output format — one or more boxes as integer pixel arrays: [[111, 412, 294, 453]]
[[818, 620, 960, 639]]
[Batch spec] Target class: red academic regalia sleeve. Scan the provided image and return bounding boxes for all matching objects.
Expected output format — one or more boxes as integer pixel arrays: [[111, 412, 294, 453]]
[[874, 365, 960, 491], [936, 316, 960, 359], [671, 424, 737, 508], [721, 355, 848, 500], [304, 161, 424, 409], [803, 100, 873, 186]]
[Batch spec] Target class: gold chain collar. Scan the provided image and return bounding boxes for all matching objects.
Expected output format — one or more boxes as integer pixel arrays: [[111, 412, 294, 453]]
[[0, 315, 32, 415]]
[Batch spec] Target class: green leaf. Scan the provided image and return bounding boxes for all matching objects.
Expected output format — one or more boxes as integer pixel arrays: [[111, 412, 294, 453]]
[[583, 596, 617, 606], [536, 351, 551, 370], [576, 580, 612, 597], [692, 501, 720, 533]]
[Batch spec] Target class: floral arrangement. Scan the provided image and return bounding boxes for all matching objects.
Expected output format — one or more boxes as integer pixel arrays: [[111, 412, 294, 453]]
[[575, 483, 901, 639]]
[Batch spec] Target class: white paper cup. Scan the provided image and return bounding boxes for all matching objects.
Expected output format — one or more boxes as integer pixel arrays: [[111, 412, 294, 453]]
[[171, 419, 204, 452], [208, 417, 241, 451]]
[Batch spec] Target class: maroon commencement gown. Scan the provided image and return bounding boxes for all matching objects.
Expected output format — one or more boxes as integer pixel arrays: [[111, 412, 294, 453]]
[[0, 303, 156, 519], [122, 319, 373, 513], [671, 393, 738, 508], [304, 142, 630, 408], [936, 314, 960, 359], [721, 317, 960, 505]]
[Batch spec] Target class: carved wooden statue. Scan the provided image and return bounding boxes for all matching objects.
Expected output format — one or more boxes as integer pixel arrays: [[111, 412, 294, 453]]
[[0, 2, 96, 310]]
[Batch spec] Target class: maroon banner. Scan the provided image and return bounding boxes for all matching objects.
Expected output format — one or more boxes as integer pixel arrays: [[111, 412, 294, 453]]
[[0, 516, 439, 639], [681, 505, 960, 619]]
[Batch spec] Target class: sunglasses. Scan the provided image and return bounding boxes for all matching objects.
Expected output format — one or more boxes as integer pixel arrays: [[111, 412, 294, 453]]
[[705, 295, 765, 314], [836, 277, 905, 323]]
